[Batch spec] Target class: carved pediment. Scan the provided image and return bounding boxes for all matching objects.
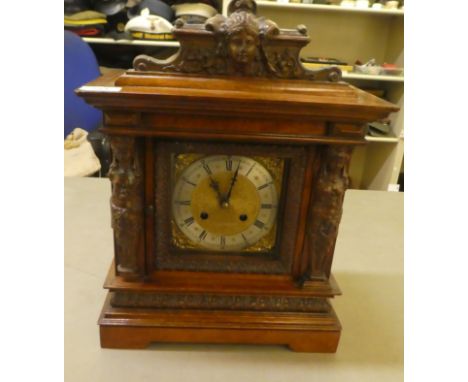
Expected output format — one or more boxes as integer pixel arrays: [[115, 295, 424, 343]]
[[133, 0, 341, 82]]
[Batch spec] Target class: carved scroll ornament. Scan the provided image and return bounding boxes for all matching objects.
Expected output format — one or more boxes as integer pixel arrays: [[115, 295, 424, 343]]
[[108, 136, 144, 275], [133, 0, 341, 81]]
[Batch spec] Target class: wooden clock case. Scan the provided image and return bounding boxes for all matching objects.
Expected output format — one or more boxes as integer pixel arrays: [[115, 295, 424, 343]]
[[77, 0, 398, 352]]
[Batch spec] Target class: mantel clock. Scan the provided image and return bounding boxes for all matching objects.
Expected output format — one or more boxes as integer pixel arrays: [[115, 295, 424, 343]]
[[77, 0, 398, 352]]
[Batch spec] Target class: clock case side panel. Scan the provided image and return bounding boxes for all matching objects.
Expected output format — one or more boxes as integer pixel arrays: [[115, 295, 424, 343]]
[[108, 134, 147, 280], [150, 140, 310, 276]]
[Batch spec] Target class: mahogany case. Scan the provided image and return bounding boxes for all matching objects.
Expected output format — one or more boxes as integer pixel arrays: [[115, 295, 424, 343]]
[[77, 0, 398, 352]]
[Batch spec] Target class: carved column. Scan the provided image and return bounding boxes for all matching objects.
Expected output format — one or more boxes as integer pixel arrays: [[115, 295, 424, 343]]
[[108, 136, 145, 278], [305, 145, 353, 280]]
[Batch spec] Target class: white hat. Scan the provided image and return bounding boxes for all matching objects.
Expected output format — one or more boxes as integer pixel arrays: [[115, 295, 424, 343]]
[[125, 7, 174, 38], [172, 3, 217, 19]]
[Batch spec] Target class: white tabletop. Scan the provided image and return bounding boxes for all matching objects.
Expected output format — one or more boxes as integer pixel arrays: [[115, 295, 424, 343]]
[[65, 177, 403, 382]]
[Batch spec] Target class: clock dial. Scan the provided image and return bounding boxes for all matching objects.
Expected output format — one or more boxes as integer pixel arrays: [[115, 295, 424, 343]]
[[172, 155, 279, 251]]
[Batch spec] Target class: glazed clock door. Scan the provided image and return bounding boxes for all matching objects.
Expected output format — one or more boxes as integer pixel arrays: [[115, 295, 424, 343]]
[[151, 140, 311, 275]]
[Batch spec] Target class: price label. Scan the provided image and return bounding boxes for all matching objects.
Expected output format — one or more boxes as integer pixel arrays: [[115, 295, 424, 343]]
[[387, 184, 400, 192], [79, 86, 122, 93]]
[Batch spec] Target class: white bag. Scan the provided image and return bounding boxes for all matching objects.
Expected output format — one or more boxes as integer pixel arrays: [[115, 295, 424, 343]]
[[64, 128, 101, 177]]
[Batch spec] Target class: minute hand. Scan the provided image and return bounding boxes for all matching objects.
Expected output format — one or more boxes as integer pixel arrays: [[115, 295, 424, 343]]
[[224, 163, 240, 204]]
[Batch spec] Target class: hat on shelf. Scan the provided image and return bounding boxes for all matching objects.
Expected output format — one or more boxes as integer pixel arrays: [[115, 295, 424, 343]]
[[65, 8, 107, 36], [125, 0, 142, 7], [64, 10, 107, 26], [65, 24, 106, 36], [172, 2, 217, 24], [105, 10, 132, 39], [125, 8, 175, 40], [65, 0, 92, 15], [127, 0, 174, 21], [92, 0, 127, 15], [172, 0, 219, 11]]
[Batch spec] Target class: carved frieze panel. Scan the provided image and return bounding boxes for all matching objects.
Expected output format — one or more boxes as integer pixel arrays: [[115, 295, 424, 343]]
[[110, 291, 331, 313]]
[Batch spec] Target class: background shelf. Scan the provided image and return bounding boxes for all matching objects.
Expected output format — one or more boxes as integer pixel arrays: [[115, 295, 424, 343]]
[[365, 135, 400, 143], [256, 1, 404, 16], [343, 72, 404, 82], [251, 0, 404, 191], [83, 37, 180, 48]]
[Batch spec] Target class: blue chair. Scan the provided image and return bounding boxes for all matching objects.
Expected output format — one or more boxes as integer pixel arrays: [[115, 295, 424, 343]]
[[64, 30, 102, 138]]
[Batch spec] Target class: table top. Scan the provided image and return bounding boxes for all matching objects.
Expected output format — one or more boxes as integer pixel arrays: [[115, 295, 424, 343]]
[[65, 177, 403, 382]]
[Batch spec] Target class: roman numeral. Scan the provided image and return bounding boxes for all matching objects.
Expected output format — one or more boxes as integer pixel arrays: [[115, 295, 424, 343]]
[[183, 216, 194, 226], [201, 160, 212, 175], [199, 230, 208, 241], [257, 182, 273, 191], [183, 177, 196, 187], [245, 163, 256, 176], [241, 233, 250, 246], [261, 203, 274, 209], [225, 158, 232, 171], [254, 219, 265, 229], [175, 200, 191, 206], [220, 236, 226, 249]]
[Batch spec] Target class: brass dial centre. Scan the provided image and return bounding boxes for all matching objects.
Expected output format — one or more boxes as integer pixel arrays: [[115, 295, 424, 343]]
[[191, 172, 260, 236]]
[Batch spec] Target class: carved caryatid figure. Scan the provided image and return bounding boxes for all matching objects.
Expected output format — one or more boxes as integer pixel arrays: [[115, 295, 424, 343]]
[[108, 136, 143, 274], [308, 146, 353, 279]]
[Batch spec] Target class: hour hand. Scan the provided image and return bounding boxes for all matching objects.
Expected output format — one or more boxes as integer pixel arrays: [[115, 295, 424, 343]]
[[209, 177, 223, 204]]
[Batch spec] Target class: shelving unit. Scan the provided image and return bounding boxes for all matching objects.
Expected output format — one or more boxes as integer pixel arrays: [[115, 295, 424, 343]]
[[233, 0, 404, 191], [255, 1, 404, 16]]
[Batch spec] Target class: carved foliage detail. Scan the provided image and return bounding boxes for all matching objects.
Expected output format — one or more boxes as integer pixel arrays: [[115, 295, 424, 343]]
[[132, 0, 341, 81], [111, 291, 330, 313], [108, 136, 144, 274], [264, 48, 304, 79], [306, 145, 353, 279]]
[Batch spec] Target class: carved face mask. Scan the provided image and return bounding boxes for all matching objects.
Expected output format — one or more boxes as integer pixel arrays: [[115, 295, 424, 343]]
[[228, 30, 258, 64]]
